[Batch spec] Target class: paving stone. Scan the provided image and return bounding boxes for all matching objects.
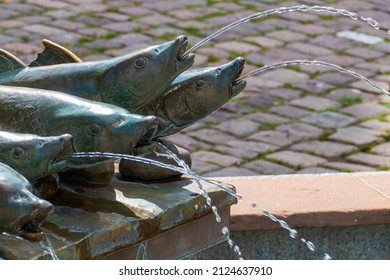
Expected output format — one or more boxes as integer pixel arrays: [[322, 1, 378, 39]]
[[248, 131, 302, 147], [204, 167, 258, 177], [187, 129, 236, 145], [104, 22, 143, 32], [287, 42, 334, 56], [321, 161, 376, 172], [267, 30, 307, 42], [291, 141, 358, 158], [310, 35, 354, 50], [101, 12, 130, 22], [269, 105, 311, 119], [297, 167, 338, 174], [215, 119, 259, 138], [266, 151, 327, 168], [276, 123, 323, 139], [293, 80, 334, 95], [301, 112, 356, 129], [337, 30, 384, 45], [290, 96, 340, 111], [316, 72, 359, 85], [371, 142, 390, 157], [349, 80, 389, 94], [246, 112, 290, 125], [0, 20, 25, 29], [243, 159, 294, 175], [226, 140, 278, 155], [191, 151, 240, 167], [329, 126, 383, 146], [326, 88, 370, 101], [261, 88, 302, 100], [23, 24, 67, 36], [214, 145, 258, 159], [215, 41, 260, 53], [347, 153, 390, 168], [342, 104, 390, 119], [360, 120, 390, 131], [138, 14, 177, 25], [165, 133, 210, 152], [3, 42, 41, 55], [190, 160, 220, 174], [48, 20, 86, 31], [243, 36, 283, 48], [317, 54, 364, 67], [260, 69, 309, 84], [346, 47, 384, 60]]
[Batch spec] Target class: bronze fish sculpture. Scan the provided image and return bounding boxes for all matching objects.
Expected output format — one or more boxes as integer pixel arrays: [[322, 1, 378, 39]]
[[0, 162, 53, 241], [0, 85, 158, 155], [0, 36, 195, 113], [0, 131, 72, 182], [142, 57, 246, 138]]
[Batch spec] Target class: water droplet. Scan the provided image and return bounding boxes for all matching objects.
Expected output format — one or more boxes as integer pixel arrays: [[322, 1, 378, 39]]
[[350, 12, 358, 20], [323, 253, 332, 260], [301, 238, 306, 243], [222, 227, 229, 235], [239, 257, 244, 260], [387, 30, 390, 35], [234, 245, 241, 254], [228, 239, 234, 248], [289, 229, 298, 239], [306, 241, 316, 252], [215, 215, 222, 223], [206, 197, 212, 205], [279, 220, 290, 230], [194, 204, 199, 210], [250, 202, 257, 208]]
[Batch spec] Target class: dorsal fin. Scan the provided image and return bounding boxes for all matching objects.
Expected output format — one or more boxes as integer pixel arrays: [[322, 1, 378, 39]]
[[29, 39, 83, 67], [0, 48, 26, 74]]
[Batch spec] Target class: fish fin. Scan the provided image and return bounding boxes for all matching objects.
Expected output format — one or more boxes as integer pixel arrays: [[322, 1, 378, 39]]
[[29, 39, 83, 67], [0, 48, 26, 73]]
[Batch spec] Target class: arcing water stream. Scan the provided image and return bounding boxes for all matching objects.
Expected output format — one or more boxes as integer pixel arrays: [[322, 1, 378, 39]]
[[181, 5, 389, 59]]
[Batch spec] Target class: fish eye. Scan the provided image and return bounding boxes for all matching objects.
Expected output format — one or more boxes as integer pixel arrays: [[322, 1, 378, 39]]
[[195, 80, 205, 89], [89, 124, 102, 136], [12, 147, 24, 158], [216, 68, 222, 75], [134, 57, 148, 69], [37, 141, 44, 147], [12, 192, 21, 201], [154, 48, 160, 54]]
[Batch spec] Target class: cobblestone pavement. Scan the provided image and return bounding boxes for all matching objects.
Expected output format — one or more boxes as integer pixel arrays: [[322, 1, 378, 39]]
[[1, 0, 390, 177]]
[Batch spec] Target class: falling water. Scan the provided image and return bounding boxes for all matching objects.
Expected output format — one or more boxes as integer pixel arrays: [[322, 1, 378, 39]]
[[136, 241, 148, 260], [40, 234, 59, 260], [153, 142, 244, 260], [237, 59, 390, 98], [181, 5, 388, 58], [259, 207, 331, 259], [59, 148, 245, 259]]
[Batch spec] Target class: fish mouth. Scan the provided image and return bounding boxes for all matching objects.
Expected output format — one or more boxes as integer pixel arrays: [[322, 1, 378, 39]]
[[15, 207, 52, 241], [48, 134, 74, 173], [230, 57, 247, 98], [176, 36, 195, 72]]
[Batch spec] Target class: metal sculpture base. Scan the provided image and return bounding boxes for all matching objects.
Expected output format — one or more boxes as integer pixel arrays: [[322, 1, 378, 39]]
[[0, 173, 236, 260]]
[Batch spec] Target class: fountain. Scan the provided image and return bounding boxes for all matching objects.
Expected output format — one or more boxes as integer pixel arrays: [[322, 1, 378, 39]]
[[1, 2, 390, 260]]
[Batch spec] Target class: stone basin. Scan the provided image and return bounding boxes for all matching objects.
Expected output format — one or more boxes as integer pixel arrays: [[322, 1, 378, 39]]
[[0, 173, 236, 260]]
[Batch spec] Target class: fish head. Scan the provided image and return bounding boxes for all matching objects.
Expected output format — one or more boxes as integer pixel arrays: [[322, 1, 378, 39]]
[[56, 105, 158, 154], [164, 57, 246, 127], [0, 163, 53, 241], [98, 35, 195, 111], [0, 132, 73, 181]]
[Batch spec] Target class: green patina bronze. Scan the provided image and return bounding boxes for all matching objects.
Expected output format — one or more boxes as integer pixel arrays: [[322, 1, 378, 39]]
[[142, 57, 246, 138], [0, 36, 194, 113], [0, 162, 53, 241], [0, 86, 158, 155], [0, 131, 72, 182]]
